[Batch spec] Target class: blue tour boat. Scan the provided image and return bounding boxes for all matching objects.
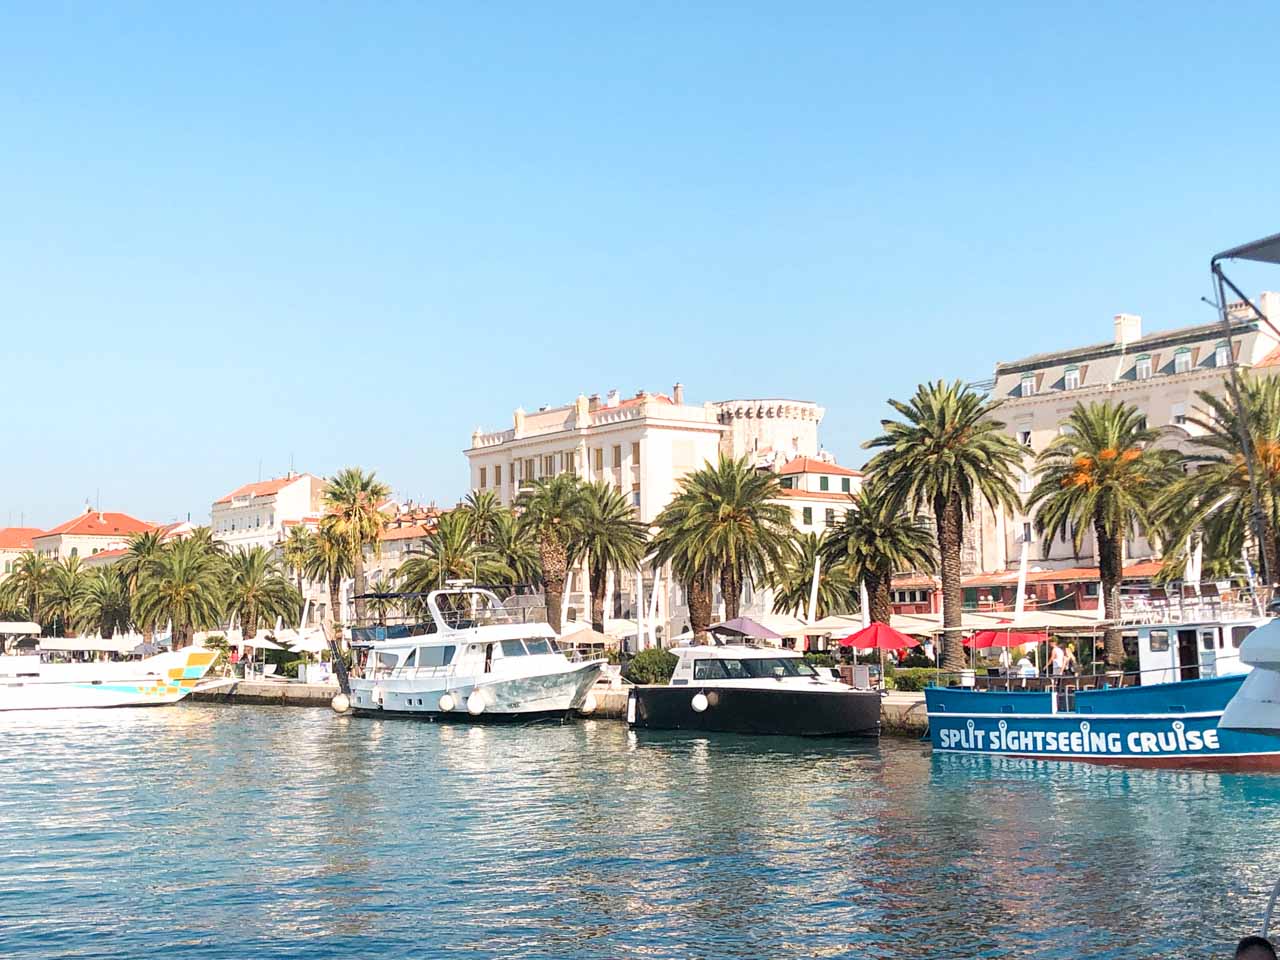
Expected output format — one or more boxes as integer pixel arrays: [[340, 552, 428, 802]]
[[925, 610, 1280, 770]]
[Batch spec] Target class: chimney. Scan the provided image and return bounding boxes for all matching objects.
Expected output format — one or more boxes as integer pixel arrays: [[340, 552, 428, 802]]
[[673, 382, 684, 404], [588, 393, 600, 412], [606, 389, 620, 407], [1114, 313, 1142, 346]]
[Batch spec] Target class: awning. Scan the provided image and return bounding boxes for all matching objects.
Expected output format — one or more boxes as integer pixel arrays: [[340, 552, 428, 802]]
[[559, 626, 619, 648], [1213, 231, 1280, 266], [0, 622, 41, 636]]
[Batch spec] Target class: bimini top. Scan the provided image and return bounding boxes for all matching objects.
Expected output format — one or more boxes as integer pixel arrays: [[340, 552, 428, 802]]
[[671, 642, 802, 662], [1213, 230, 1280, 266]]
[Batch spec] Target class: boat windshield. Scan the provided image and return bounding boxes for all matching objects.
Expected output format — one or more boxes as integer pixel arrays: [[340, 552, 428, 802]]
[[693, 657, 816, 680]]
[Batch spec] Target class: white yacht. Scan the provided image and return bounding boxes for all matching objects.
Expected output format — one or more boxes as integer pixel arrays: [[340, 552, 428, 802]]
[[0, 645, 218, 711], [347, 586, 605, 721], [627, 641, 882, 737]]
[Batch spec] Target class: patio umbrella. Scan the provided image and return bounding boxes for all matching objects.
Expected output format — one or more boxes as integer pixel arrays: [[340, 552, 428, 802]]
[[964, 630, 1048, 648], [709, 617, 783, 641], [835, 622, 920, 684]]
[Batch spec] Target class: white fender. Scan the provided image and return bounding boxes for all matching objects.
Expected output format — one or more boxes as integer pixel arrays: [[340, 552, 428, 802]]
[[691, 692, 709, 713]]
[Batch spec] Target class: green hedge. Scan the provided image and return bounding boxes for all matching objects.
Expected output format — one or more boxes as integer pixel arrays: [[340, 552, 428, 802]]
[[624, 648, 678, 685], [803, 652, 836, 668], [888, 667, 941, 692]]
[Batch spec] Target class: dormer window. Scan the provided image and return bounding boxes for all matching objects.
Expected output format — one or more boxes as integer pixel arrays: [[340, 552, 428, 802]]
[[1135, 354, 1152, 380], [819, 476, 829, 492], [1215, 340, 1231, 367], [1063, 365, 1080, 390], [1020, 374, 1036, 397], [1174, 348, 1192, 374]]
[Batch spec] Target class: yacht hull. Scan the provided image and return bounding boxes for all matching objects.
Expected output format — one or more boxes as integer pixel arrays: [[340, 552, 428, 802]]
[[350, 661, 604, 720], [0, 648, 218, 711], [627, 685, 882, 737]]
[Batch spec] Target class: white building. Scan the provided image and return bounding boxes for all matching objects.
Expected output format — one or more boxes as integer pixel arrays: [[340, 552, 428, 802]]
[[0, 527, 43, 578], [972, 294, 1280, 573], [211, 472, 325, 553], [31, 509, 157, 562], [773, 456, 864, 535]]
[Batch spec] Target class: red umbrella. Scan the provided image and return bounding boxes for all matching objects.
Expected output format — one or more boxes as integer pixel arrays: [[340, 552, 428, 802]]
[[836, 622, 920, 651], [964, 630, 1049, 648]]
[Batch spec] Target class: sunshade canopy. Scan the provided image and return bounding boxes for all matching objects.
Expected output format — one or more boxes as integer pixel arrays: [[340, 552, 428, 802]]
[[1213, 231, 1280, 266], [709, 617, 783, 640], [965, 630, 1049, 648], [559, 626, 618, 647], [836, 621, 919, 651]]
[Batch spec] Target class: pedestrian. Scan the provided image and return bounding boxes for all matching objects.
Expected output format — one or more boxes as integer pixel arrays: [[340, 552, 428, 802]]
[[1063, 643, 1079, 676], [1049, 642, 1066, 677]]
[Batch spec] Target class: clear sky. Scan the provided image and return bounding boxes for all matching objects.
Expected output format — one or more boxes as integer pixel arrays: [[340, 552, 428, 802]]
[[3, 2, 1279, 529]]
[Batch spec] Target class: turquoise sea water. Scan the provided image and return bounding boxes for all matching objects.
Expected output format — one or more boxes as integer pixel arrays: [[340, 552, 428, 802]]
[[1, 705, 1276, 959]]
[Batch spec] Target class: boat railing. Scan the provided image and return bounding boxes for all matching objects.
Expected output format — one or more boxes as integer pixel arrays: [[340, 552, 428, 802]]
[[1116, 596, 1261, 625], [929, 662, 1236, 699]]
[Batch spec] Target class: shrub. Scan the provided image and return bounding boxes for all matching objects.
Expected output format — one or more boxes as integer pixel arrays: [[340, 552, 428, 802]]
[[889, 667, 941, 692], [804, 652, 836, 668], [624, 648, 678, 685]]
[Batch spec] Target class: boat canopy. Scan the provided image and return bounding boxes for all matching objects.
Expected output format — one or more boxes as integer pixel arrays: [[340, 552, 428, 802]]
[[1212, 231, 1280, 266], [0, 622, 41, 636]]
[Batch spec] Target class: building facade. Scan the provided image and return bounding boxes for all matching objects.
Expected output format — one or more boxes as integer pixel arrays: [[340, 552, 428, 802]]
[[773, 455, 864, 535], [0, 527, 43, 577], [971, 294, 1280, 574], [31, 509, 156, 562], [211, 472, 325, 553]]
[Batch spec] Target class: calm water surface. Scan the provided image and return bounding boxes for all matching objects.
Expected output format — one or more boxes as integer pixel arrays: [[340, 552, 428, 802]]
[[0, 704, 1276, 959]]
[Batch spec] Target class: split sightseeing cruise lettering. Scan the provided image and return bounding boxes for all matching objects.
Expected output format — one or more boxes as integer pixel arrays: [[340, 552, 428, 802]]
[[937, 718, 1223, 757]]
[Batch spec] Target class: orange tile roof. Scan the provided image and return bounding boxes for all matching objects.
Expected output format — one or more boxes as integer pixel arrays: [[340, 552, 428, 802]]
[[778, 456, 862, 477], [380, 523, 433, 542], [776, 488, 855, 502], [83, 547, 128, 562], [37, 511, 155, 539], [1256, 346, 1280, 368], [0, 527, 43, 550], [214, 474, 314, 504]]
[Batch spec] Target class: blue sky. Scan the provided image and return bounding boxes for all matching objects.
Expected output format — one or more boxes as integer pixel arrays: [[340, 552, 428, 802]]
[[3, 2, 1279, 529]]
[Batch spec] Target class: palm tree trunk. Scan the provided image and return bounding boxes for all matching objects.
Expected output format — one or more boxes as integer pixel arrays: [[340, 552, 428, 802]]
[[590, 564, 606, 634], [720, 566, 741, 621], [353, 552, 368, 623], [937, 491, 966, 672], [541, 536, 567, 632], [1096, 519, 1125, 669], [328, 576, 343, 646], [244, 604, 257, 641], [689, 571, 713, 642], [868, 574, 893, 624]]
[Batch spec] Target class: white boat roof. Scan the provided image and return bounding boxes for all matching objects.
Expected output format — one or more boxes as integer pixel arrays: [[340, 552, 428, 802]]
[[366, 620, 558, 651], [0, 621, 41, 636], [671, 643, 801, 660]]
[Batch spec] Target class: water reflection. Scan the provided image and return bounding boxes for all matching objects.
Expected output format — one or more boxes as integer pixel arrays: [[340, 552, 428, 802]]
[[1, 706, 1277, 959]]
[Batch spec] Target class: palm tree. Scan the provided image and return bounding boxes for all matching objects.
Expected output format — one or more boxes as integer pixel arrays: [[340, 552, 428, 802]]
[[44, 556, 90, 636], [458, 490, 504, 545], [516, 475, 586, 631], [0, 551, 55, 623], [74, 568, 133, 639], [650, 494, 715, 641], [770, 532, 855, 619], [304, 520, 354, 642], [323, 467, 392, 623], [280, 525, 315, 598], [224, 547, 302, 641], [397, 511, 506, 594], [570, 481, 648, 632], [1027, 400, 1180, 667], [864, 380, 1023, 670], [1157, 379, 1280, 585], [119, 530, 167, 642], [491, 510, 541, 586], [133, 539, 225, 648], [823, 484, 935, 624]]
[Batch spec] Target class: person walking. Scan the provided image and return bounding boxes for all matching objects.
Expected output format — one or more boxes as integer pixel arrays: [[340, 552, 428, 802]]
[[1049, 642, 1066, 677]]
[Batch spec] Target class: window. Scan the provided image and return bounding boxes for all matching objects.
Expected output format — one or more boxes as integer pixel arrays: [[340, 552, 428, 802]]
[[402, 649, 417, 669], [525, 639, 553, 655], [542, 455, 555, 476], [802, 507, 813, 525], [417, 645, 455, 668], [1174, 348, 1192, 374], [780, 476, 794, 489], [824, 508, 836, 527], [1019, 472, 1033, 494], [1148, 629, 1170, 653], [1171, 402, 1187, 426], [1232, 626, 1256, 649], [819, 476, 829, 491], [1063, 366, 1080, 390], [1021, 522, 1032, 543], [694, 659, 729, 680], [1084, 582, 1100, 597], [69, 547, 78, 558], [562, 450, 576, 474], [1017, 429, 1032, 448], [500, 640, 528, 657], [526, 459, 535, 482], [1135, 355, 1152, 380], [631, 442, 641, 467], [594, 448, 603, 472], [631, 485, 641, 507], [1021, 374, 1036, 397], [478, 467, 487, 489], [1215, 341, 1231, 367], [613, 445, 622, 468], [494, 465, 501, 487], [841, 477, 851, 493], [1201, 630, 1216, 652]]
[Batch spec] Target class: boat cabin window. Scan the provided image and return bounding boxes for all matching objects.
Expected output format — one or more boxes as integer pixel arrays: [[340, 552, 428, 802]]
[[524, 639, 553, 655], [700, 657, 816, 679], [1148, 629, 1170, 653], [694, 659, 729, 680], [500, 640, 527, 657], [402, 649, 417, 669], [1200, 630, 1216, 652], [374, 652, 400, 677], [546, 639, 560, 653], [418, 645, 455, 668], [1232, 626, 1256, 649]]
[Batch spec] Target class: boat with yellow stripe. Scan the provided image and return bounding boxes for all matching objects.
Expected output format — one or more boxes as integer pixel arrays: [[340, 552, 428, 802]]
[[0, 646, 217, 710]]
